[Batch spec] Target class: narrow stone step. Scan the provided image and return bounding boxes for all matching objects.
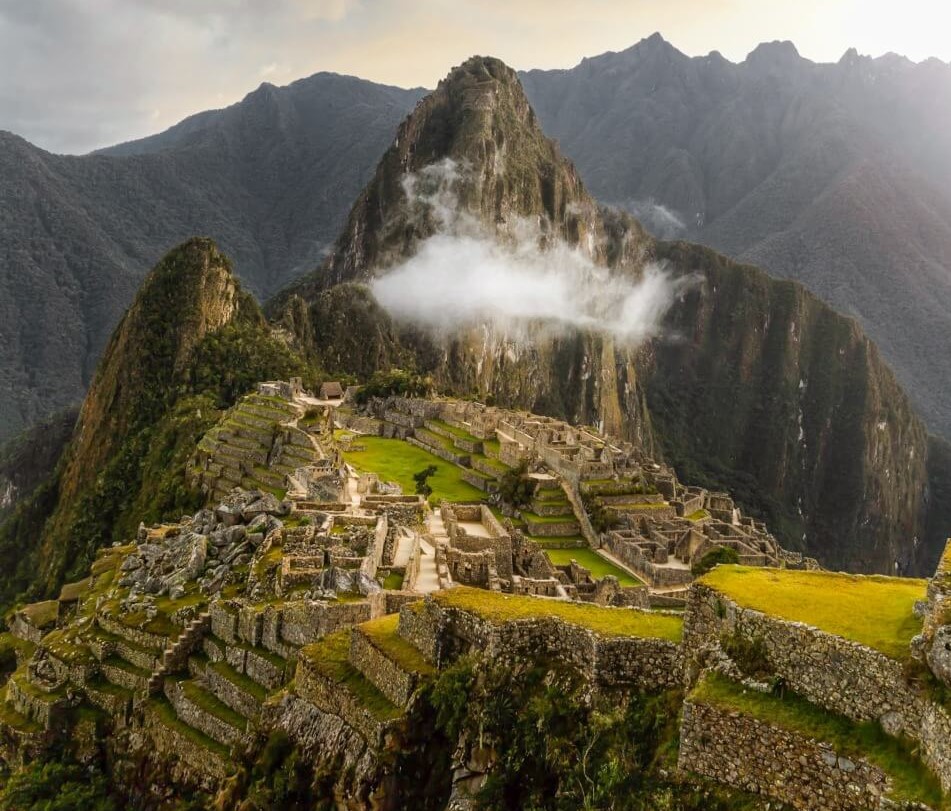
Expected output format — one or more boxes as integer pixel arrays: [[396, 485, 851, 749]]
[[144, 697, 232, 779], [101, 656, 151, 692], [201, 659, 266, 720]]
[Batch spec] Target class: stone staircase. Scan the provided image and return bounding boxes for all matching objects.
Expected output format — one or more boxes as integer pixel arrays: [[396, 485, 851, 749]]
[[86, 615, 168, 722], [521, 480, 583, 548], [141, 600, 296, 766], [145, 611, 211, 697]]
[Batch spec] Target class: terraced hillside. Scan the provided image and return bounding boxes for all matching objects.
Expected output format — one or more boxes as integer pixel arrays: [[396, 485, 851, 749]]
[[191, 392, 324, 503]]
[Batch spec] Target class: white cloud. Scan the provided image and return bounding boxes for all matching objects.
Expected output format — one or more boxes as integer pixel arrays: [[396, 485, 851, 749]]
[[370, 159, 691, 344]]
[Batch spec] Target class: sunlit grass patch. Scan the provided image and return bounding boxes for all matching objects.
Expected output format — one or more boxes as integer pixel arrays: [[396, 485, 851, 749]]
[[342, 436, 483, 504], [434, 586, 681, 641], [699, 566, 925, 660]]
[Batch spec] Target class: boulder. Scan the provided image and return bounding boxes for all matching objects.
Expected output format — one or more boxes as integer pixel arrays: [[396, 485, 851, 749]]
[[926, 624, 951, 686]]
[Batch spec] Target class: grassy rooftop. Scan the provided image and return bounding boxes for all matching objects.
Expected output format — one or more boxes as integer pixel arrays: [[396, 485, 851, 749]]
[[434, 586, 682, 641], [341, 436, 484, 504], [19, 600, 59, 629], [692, 673, 944, 808], [699, 566, 926, 660]]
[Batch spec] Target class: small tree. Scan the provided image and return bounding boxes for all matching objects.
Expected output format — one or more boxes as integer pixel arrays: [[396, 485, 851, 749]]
[[691, 545, 739, 577], [413, 465, 438, 498], [497, 461, 536, 510]]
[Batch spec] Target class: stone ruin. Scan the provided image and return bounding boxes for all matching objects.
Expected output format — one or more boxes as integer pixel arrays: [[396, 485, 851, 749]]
[[341, 395, 810, 605]]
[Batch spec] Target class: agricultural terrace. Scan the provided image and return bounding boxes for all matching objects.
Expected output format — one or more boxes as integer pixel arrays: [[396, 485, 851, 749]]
[[692, 673, 944, 808], [699, 566, 926, 660], [340, 435, 484, 505], [434, 586, 682, 641]]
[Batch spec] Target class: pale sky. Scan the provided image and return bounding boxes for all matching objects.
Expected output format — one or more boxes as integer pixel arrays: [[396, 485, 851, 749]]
[[2, 0, 949, 154]]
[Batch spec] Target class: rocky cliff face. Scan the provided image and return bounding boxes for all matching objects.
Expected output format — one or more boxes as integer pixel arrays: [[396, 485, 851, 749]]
[[519, 34, 951, 442], [0, 409, 76, 522], [646, 241, 932, 572], [274, 56, 945, 573]]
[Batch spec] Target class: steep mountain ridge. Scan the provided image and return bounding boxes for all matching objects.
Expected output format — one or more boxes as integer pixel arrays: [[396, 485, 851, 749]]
[[0, 238, 316, 605], [0, 74, 422, 443], [273, 56, 655, 446], [1, 50, 948, 587], [5, 37, 951, 450], [275, 56, 944, 573], [519, 34, 951, 438]]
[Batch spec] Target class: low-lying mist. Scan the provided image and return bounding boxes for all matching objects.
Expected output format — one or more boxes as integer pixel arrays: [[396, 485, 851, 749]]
[[370, 159, 691, 345]]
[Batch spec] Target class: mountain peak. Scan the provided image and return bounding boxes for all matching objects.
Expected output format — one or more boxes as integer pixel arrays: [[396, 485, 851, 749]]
[[745, 39, 806, 70], [292, 55, 603, 289]]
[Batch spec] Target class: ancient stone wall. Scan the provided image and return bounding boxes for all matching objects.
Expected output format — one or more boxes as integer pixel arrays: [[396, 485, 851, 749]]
[[601, 536, 693, 588], [294, 651, 392, 746], [397, 599, 681, 691], [397, 603, 442, 664], [685, 583, 951, 791], [348, 630, 417, 707], [280, 600, 372, 646], [678, 699, 897, 811]]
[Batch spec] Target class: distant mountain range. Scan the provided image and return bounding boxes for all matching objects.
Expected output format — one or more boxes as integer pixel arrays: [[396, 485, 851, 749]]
[[2, 34, 950, 448]]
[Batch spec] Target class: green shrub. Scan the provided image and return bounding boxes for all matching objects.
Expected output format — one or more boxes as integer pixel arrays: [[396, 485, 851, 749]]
[[354, 369, 433, 404], [413, 465, 438, 497], [0, 760, 117, 811], [721, 630, 771, 680]]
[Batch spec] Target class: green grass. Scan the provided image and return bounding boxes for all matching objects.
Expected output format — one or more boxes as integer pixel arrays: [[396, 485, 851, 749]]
[[693, 673, 944, 808], [685, 509, 710, 521], [434, 586, 682, 642], [0, 701, 42, 734], [382, 571, 405, 590], [700, 566, 926, 660], [472, 453, 509, 476], [521, 511, 576, 524], [415, 428, 459, 455], [103, 655, 150, 678], [545, 548, 643, 587], [19, 600, 58, 629], [43, 628, 96, 666], [482, 438, 501, 457], [87, 676, 133, 700], [427, 419, 480, 443], [529, 535, 586, 549], [301, 630, 401, 721], [533, 489, 569, 504], [359, 614, 434, 676], [342, 436, 484, 505], [58, 577, 91, 602], [253, 546, 284, 579], [0, 631, 35, 664]]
